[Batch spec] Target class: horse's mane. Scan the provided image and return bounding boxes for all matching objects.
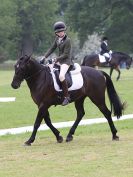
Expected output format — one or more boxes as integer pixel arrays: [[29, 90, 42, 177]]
[[30, 57, 43, 66], [28, 57, 53, 86], [113, 51, 130, 58], [30, 57, 49, 71]]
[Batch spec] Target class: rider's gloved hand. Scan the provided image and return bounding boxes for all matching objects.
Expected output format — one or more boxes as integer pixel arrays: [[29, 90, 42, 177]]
[[48, 58, 56, 64], [48, 59, 52, 64], [40, 56, 46, 64], [53, 58, 57, 63], [109, 50, 112, 54]]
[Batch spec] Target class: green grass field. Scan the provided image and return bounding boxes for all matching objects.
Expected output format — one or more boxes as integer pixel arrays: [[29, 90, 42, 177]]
[[0, 121, 133, 177], [0, 68, 133, 177]]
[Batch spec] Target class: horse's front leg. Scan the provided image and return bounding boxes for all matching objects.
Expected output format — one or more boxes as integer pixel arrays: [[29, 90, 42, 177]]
[[115, 66, 121, 81], [24, 105, 45, 146], [66, 98, 85, 142], [110, 67, 113, 78], [25, 105, 63, 146], [43, 110, 63, 143]]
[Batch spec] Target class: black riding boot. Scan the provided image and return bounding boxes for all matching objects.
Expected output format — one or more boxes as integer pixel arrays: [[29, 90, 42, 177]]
[[61, 80, 70, 106], [105, 56, 110, 63]]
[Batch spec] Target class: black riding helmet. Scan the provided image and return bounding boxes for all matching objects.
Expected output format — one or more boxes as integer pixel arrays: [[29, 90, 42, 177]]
[[102, 36, 108, 41], [53, 21, 66, 33]]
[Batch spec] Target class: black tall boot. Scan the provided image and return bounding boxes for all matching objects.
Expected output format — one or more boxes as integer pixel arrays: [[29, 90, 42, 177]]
[[61, 80, 70, 106], [105, 56, 110, 63]]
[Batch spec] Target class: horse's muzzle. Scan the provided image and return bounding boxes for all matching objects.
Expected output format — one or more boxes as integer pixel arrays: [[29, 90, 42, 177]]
[[11, 81, 21, 89]]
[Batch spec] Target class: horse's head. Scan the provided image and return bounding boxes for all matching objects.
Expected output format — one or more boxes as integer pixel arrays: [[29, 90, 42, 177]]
[[125, 56, 132, 69], [113, 52, 132, 70], [11, 55, 31, 89]]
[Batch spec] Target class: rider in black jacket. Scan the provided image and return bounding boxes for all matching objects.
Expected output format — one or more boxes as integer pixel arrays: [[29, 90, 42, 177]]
[[100, 37, 111, 62]]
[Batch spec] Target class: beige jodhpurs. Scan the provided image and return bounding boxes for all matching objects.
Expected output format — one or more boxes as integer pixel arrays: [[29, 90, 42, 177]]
[[59, 64, 69, 82], [103, 53, 110, 58]]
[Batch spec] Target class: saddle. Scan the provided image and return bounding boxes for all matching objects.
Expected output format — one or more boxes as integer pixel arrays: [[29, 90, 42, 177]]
[[98, 54, 111, 63], [49, 63, 83, 92], [99, 51, 112, 63], [53, 64, 75, 89]]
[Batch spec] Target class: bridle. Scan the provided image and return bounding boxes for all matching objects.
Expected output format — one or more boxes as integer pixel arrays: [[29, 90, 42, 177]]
[[15, 58, 49, 82]]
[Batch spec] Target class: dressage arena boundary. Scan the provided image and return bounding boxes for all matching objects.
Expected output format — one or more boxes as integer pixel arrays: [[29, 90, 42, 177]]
[[0, 97, 16, 102], [0, 114, 132, 136]]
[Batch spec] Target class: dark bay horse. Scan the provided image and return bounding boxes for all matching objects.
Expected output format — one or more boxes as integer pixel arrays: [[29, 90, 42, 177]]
[[11, 55, 125, 146], [81, 52, 132, 80]]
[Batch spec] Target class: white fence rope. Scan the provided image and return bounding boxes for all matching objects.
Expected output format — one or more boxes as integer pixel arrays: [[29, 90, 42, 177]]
[[0, 114, 132, 136]]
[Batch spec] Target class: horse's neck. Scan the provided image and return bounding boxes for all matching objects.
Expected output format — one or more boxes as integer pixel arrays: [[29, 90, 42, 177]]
[[119, 55, 128, 62], [29, 61, 42, 75], [112, 53, 122, 63], [114, 52, 128, 61], [26, 65, 51, 93]]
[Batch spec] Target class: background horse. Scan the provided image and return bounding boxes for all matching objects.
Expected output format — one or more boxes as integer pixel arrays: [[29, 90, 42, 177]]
[[11, 55, 125, 146], [81, 52, 132, 80]]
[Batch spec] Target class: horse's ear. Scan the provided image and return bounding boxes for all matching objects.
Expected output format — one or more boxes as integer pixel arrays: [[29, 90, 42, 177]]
[[24, 54, 30, 58], [17, 50, 24, 60], [25, 54, 32, 61], [29, 53, 32, 59]]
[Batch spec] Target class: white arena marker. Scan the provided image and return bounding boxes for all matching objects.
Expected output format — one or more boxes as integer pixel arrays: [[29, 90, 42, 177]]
[[0, 97, 16, 102]]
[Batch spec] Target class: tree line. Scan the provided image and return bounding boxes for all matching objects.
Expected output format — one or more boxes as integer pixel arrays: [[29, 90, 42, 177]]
[[0, 0, 133, 62]]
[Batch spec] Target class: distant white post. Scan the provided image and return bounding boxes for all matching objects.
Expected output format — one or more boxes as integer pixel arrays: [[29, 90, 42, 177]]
[[0, 97, 16, 102]]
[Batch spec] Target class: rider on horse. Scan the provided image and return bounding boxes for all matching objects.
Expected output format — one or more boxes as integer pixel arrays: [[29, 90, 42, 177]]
[[100, 36, 112, 62], [40, 21, 73, 106]]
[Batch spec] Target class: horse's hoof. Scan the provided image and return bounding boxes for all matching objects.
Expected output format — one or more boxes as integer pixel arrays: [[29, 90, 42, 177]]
[[24, 141, 31, 146], [66, 135, 73, 142], [112, 135, 119, 141], [57, 136, 63, 143]]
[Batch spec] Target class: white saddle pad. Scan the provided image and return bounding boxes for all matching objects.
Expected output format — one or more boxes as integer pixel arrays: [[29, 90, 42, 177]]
[[50, 63, 83, 92], [98, 54, 106, 63]]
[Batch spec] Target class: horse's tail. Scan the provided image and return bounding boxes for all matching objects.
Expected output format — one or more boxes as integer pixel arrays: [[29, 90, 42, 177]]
[[102, 71, 125, 119]]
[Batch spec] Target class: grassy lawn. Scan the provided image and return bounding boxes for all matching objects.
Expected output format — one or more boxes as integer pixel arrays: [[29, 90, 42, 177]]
[[0, 120, 133, 177]]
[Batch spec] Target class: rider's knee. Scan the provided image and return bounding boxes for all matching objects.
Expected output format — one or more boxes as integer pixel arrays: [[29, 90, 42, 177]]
[[59, 75, 65, 82]]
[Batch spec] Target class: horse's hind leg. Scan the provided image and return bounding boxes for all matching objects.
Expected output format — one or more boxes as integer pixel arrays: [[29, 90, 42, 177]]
[[89, 93, 119, 140], [97, 103, 119, 140], [66, 97, 85, 142]]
